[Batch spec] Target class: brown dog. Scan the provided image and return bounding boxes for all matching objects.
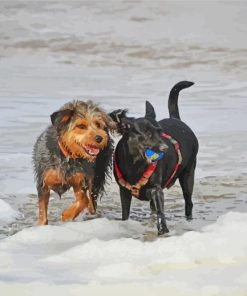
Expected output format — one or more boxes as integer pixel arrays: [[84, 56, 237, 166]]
[[33, 100, 115, 225]]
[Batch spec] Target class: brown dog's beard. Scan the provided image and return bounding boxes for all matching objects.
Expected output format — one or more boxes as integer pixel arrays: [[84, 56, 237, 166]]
[[52, 103, 112, 161], [59, 139, 97, 161], [59, 134, 108, 162]]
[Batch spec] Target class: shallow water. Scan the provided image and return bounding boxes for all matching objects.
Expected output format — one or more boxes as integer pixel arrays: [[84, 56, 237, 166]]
[[0, 1, 247, 240], [1, 173, 247, 241]]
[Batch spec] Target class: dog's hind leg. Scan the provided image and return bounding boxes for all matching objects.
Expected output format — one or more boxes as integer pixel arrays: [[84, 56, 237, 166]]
[[120, 187, 132, 220], [38, 188, 50, 225], [179, 160, 196, 219]]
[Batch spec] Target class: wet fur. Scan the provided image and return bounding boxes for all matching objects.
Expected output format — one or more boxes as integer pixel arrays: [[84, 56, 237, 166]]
[[33, 126, 113, 199], [33, 100, 114, 224], [110, 81, 199, 235]]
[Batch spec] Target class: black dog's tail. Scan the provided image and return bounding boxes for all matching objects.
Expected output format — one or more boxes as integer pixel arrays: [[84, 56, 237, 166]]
[[168, 81, 194, 120]]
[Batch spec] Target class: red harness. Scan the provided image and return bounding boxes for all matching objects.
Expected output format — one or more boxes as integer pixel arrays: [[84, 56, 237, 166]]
[[114, 132, 182, 198]]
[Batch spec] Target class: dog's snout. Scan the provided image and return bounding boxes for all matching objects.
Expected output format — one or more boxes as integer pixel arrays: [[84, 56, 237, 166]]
[[159, 143, 168, 152], [95, 135, 103, 143]]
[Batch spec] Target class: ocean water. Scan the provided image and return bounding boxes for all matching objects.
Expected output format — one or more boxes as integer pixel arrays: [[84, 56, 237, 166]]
[[0, 0, 246, 238], [0, 1, 247, 293]]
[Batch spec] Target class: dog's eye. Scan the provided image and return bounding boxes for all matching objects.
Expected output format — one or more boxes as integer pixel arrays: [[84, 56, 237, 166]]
[[77, 124, 87, 129]]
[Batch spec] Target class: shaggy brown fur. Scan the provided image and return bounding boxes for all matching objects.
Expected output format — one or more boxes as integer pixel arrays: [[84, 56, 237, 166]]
[[33, 100, 116, 225]]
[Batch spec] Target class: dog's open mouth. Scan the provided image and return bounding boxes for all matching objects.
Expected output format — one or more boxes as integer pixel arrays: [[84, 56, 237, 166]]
[[83, 144, 100, 156]]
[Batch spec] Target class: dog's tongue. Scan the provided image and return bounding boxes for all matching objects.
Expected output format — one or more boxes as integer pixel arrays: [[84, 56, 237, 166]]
[[87, 146, 100, 156]]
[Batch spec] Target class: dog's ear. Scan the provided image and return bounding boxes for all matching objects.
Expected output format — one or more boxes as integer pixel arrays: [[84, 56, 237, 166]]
[[109, 109, 134, 134], [50, 109, 74, 128], [100, 113, 118, 134], [109, 109, 128, 124], [145, 101, 156, 120]]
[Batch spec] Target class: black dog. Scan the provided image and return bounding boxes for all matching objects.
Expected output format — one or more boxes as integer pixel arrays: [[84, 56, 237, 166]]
[[110, 81, 199, 235]]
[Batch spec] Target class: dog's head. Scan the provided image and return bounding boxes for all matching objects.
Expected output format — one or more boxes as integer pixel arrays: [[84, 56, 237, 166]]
[[110, 101, 168, 163], [51, 100, 116, 162]]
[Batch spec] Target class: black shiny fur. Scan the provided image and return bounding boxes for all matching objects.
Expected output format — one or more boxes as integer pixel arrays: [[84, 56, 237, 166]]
[[110, 81, 199, 235]]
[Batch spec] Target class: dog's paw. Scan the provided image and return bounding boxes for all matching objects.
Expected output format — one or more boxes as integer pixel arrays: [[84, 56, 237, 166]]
[[61, 212, 73, 222], [38, 219, 48, 225], [185, 214, 193, 221], [157, 222, 169, 236], [61, 201, 86, 222], [158, 227, 169, 236]]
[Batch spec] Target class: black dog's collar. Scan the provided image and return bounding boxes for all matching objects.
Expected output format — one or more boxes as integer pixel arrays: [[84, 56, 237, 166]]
[[114, 132, 182, 197]]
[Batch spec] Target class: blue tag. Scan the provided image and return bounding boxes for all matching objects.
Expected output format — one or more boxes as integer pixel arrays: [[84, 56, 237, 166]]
[[145, 149, 164, 162]]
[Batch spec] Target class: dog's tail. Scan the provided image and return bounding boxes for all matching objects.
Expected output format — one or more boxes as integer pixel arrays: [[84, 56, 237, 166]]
[[168, 81, 194, 120]]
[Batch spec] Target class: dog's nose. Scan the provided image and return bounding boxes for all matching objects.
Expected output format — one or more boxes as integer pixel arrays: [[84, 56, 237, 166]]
[[95, 135, 103, 143]]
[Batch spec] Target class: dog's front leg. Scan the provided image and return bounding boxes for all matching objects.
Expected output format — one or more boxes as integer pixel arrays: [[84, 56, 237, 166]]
[[61, 186, 88, 221], [120, 186, 132, 220], [38, 188, 50, 225], [149, 186, 169, 235], [62, 173, 88, 221]]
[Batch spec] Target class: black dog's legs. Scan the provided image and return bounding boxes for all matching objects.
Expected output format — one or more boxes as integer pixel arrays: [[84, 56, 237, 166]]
[[150, 199, 156, 213], [120, 186, 132, 220], [179, 161, 196, 219], [150, 186, 169, 235]]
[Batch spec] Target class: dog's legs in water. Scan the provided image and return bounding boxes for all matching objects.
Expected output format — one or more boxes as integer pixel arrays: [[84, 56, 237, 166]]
[[62, 173, 89, 221], [39, 168, 63, 225], [179, 160, 196, 219], [61, 186, 88, 221], [120, 186, 132, 220], [87, 178, 96, 215], [38, 188, 50, 225], [150, 186, 169, 235], [150, 199, 156, 213]]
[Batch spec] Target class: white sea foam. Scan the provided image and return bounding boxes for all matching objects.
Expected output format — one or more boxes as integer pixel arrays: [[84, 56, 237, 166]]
[[0, 212, 247, 295], [0, 199, 20, 225]]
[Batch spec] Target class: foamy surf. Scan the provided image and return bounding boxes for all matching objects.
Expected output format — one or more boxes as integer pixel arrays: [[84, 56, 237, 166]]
[[0, 212, 246, 295]]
